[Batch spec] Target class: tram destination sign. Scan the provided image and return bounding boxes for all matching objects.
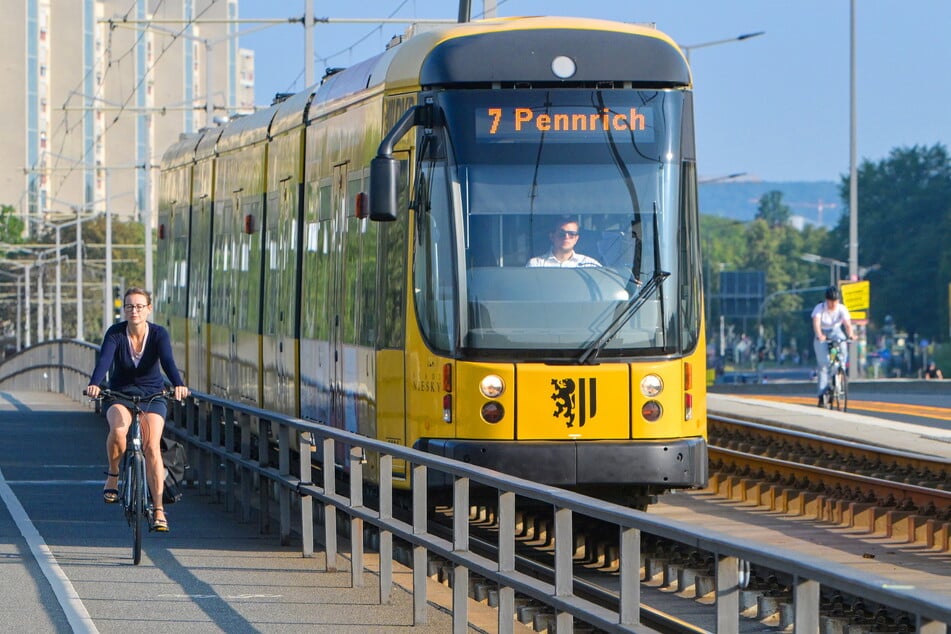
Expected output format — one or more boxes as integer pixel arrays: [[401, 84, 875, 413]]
[[476, 106, 656, 143]]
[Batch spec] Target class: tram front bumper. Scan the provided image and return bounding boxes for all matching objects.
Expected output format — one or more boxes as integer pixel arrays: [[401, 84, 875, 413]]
[[415, 437, 708, 488]]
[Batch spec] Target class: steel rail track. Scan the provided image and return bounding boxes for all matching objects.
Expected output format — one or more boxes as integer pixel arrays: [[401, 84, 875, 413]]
[[426, 504, 706, 634], [416, 413, 951, 632], [708, 413, 951, 517]]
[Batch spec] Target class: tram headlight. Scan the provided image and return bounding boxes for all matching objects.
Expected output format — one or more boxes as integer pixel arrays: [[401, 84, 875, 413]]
[[481, 401, 504, 423], [640, 374, 663, 398], [479, 375, 505, 398], [641, 401, 662, 422]]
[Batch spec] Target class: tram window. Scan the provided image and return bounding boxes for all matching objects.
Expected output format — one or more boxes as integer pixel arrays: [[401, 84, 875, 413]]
[[414, 159, 456, 354], [318, 182, 332, 221], [377, 157, 408, 350], [464, 212, 643, 272]]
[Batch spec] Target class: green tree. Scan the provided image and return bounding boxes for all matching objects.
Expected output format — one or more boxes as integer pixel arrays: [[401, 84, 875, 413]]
[[755, 190, 791, 228], [0, 204, 25, 247], [702, 190, 833, 362], [834, 144, 951, 339], [700, 215, 748, 298]]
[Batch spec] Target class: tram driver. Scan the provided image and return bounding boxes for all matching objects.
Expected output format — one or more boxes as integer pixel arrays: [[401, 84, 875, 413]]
[[526, 216, 601, 268]]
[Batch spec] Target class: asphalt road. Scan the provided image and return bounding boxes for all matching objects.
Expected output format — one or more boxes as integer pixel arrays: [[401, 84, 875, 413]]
[[0, 391, 465, 633]]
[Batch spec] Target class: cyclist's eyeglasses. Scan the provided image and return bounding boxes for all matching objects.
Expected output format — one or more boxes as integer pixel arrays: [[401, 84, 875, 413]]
[[554, 230, 579, 238], [124, 304, 149, 312]]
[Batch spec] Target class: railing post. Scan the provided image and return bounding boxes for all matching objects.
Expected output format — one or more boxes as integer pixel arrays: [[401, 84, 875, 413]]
[[717, 554, 740, 634], [350, 446, 365, 587], [453, 476, 470, 634], [412, 463, 428, 624], [278, 424, 292, 547], [794, 576, 820, 634], [497, 490, 515, 634], [223, 406, 236, 511], [239, 412, 252, 522], [298, 430, 313, 555], [554, 506, 573, 632], [256, 417, 271, 534], [323, 438, 337, 571], [379, 454, 393, 603], [619, 525, 641, 626], [210, 404, 224, 501]]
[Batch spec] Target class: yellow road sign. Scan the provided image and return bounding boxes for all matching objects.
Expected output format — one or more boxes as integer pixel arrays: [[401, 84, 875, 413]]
[[840, 280, 869, 313]]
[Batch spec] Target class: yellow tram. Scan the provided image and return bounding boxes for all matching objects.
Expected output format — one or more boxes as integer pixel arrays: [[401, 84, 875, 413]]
[[157, 16, 707, 508]]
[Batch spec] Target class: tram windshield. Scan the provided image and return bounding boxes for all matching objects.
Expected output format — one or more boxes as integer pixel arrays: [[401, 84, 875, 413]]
[[412, 89, 701, 360]]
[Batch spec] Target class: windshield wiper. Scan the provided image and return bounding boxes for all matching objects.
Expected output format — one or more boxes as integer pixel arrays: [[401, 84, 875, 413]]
[[578, 270, 669, 365]]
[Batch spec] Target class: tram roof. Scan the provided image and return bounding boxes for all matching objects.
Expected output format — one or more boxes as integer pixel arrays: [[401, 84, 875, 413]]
[[161, 132, 202, 169], [195, 127, 223, 161], [385, 16, 690, 91], [162, 16, 689, 165], [299, 16, 690, 118], [217, 108, 279, 154], [270, 88, 317, 137]]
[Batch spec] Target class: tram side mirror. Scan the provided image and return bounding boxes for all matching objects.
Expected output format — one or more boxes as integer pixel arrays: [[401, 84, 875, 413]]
[[369, 155, 399, 222]]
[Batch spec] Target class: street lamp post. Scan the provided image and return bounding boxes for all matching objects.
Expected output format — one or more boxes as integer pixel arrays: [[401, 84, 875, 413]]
[[699, 172, 747, 185], [680, 31, 765, 63], [801, 253, 848, 286], [849, 0, 859, 281]]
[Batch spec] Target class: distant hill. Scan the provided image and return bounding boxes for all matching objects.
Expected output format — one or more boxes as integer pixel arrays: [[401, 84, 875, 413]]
[[698, 180, 842, 229]]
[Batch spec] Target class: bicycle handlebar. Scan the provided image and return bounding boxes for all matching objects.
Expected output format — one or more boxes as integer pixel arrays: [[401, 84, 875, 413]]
[[85, 388, 173, 404], [825, 335, 853, 344]]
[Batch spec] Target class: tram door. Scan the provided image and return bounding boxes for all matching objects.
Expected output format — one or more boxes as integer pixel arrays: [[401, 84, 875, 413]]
[[188, 193, 212, 394], [328, 163, 348, 431]]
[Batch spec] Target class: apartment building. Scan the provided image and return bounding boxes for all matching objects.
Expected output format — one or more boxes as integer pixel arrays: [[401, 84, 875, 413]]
[[3, 0, 254, 226]]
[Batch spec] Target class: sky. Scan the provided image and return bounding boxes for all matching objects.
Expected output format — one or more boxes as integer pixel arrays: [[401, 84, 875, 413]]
[[235, 1, 951, 183]]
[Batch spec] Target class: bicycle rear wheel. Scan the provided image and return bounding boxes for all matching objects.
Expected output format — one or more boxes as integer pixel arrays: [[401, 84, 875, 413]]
[[130, 453, 146, 565]]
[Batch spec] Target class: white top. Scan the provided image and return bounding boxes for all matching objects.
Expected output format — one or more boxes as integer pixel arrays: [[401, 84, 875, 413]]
[[811, 302, 851, 335], [526, 250, 601, 268], [127, 327, 149, 368]]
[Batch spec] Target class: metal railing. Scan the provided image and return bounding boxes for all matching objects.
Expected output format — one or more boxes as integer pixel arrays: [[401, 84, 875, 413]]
[[0, 339, 97, 402], [3, 340, 950, 633]]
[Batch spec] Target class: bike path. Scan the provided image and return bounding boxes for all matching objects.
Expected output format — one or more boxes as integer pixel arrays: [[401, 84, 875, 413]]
[[0, 391, 491, 633]]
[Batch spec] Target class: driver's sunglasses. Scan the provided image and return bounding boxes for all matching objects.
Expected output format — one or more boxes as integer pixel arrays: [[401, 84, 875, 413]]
[[554, 230, 579, 238]]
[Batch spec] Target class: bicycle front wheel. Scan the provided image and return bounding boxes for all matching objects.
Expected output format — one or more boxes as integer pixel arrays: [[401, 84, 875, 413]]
[[837, 368, 848, 412], [130, 453, 146, 565]]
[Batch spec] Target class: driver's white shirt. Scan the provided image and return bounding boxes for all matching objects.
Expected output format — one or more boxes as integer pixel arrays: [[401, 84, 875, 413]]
[[527, 250, 601, 268]]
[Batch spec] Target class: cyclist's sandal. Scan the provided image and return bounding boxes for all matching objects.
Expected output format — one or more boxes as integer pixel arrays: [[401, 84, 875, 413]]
[[102, 471, 119, 504], [151, 509, 169, 532]]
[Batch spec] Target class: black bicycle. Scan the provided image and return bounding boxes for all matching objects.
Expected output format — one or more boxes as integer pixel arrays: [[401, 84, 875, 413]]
[[823, 337, 849, 412], [92, 388, 170, 564]]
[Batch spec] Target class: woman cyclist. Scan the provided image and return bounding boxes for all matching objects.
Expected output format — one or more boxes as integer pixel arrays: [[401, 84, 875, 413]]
[[86, 288, 189, 532], [811, 285, 854, 407]]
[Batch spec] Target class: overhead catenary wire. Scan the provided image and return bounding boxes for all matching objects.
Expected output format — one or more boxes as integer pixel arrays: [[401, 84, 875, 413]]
[[43, 0, 221, 209]]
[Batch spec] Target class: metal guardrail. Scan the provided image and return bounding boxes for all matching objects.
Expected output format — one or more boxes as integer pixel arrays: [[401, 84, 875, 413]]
[[0, 339, 97, 402], [3, 340, 950, 633]]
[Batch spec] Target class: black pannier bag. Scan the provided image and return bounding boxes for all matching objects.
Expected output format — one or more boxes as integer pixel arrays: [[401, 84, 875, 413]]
[[160, 435, 187, 504]]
